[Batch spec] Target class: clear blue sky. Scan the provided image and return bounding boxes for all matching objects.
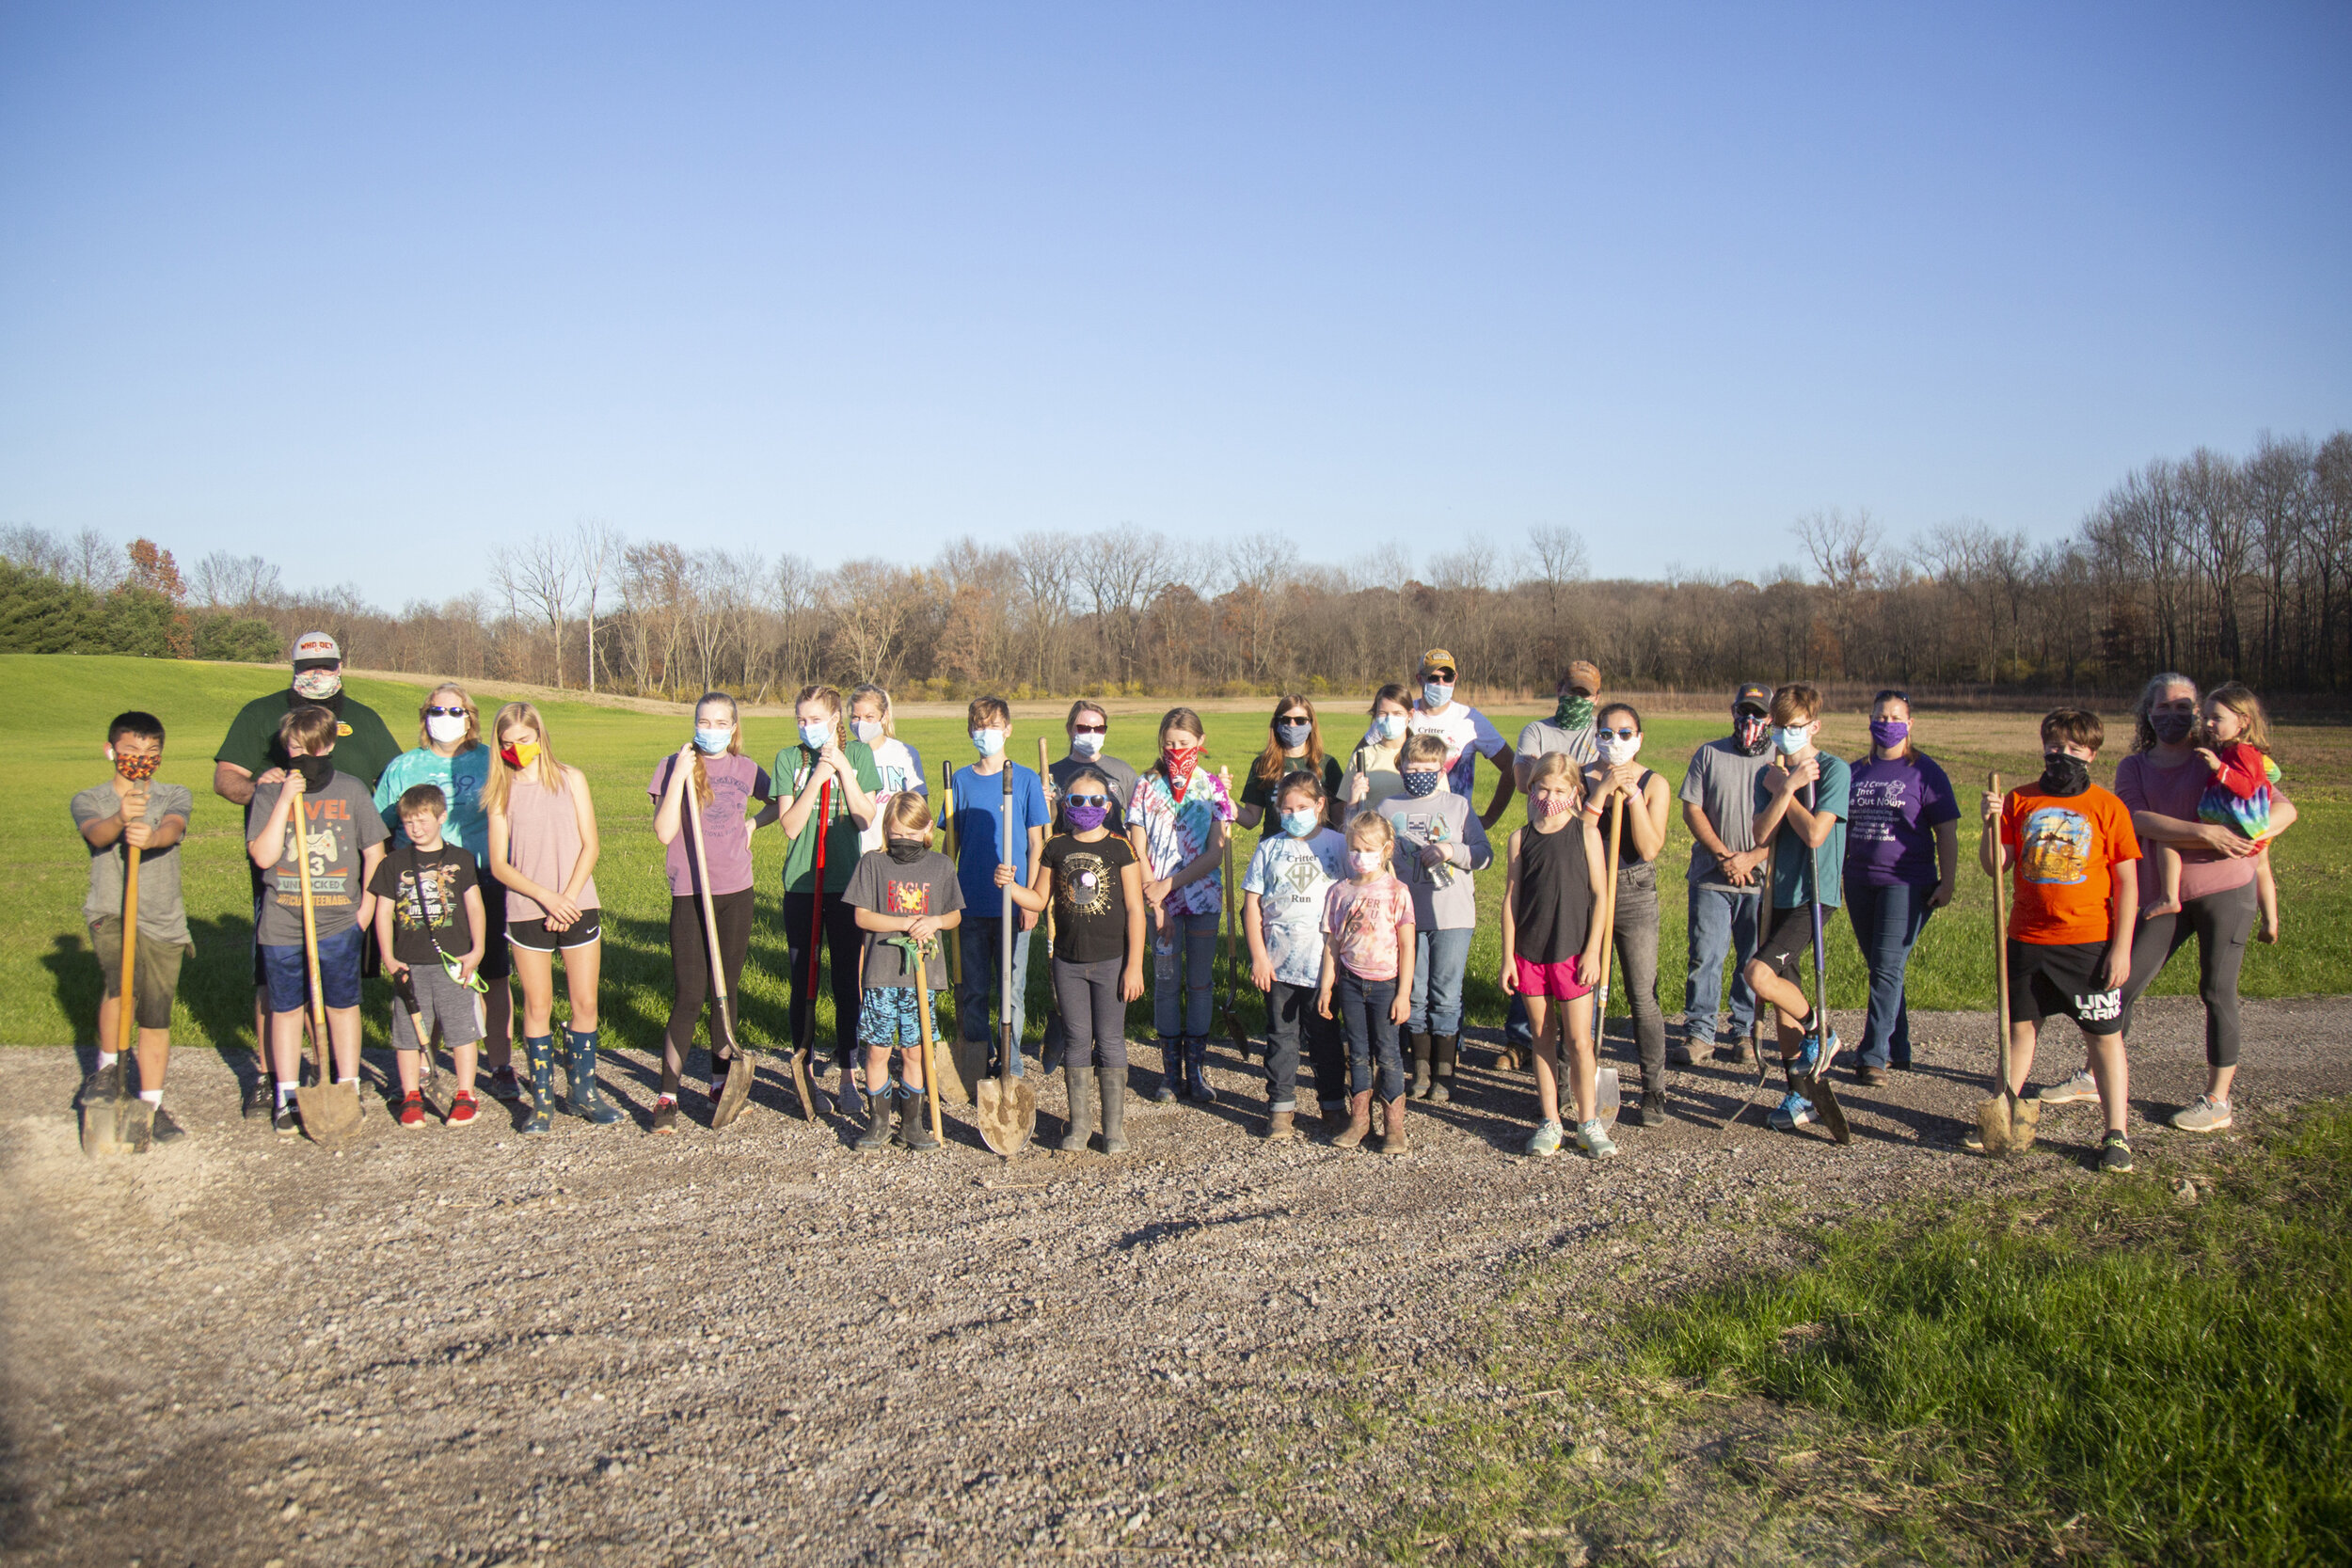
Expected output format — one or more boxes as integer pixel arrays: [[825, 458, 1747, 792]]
[[4, 3, 2347, 605]]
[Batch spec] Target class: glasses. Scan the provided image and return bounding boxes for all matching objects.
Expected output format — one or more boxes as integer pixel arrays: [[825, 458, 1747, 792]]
[[1425, 670, 1455, 683], [425, 705, 468, 718], [1598, 727, 1639, 741], [1065, 794, 1109, 807], [1072, 722, 1107, 735], [1735, 707, 1767, 720], [1278, 713, 1310, 725]]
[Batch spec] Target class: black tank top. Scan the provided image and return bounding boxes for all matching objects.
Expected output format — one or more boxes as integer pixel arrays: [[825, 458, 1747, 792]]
[[1513, 817, 1594, 964], [1597, 768, 1660, 864]]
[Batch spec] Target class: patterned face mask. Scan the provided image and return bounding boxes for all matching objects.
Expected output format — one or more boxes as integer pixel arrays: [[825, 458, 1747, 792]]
[[501, 740, 541, 770], [1161, 744, 1201, 800], [1554, 693, 1595, 731], [113, 750, 160, 783], [292, 666, 342, 701], [1401, 769, 1441, 798]]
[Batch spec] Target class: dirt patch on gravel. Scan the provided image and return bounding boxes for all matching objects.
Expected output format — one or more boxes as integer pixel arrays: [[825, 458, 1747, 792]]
[[5, 995, 2348, 1566]]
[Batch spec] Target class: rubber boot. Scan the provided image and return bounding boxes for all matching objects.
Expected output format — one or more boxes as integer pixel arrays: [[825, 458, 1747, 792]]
[[1409, 1032, 1434, 1100], [1061, 1061, 1097, 1152], [898, 1087, 941, 1152], [853, 1085, 891, 1150], [1099, 1067, 1129, 1153], [520, 1034, 556, 1134], [1430, 1035, 1457, 1104], [1332, 1090, 1374, 1149], [1379, 1094, 1410, 1155], [1153, 1038, 1180, 1103], [1183, 1037, 1216, 1103], [564, 1029, 623, 1125]]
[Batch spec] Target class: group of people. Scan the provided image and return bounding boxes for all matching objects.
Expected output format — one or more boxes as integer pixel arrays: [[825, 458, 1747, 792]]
[[73, 636, 2291, 1173]]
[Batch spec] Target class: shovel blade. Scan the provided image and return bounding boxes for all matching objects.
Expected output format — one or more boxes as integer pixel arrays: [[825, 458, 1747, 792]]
[[296, 1081, 363, 1148], [787, 1050, 818, 1122], [711, 1052, 756, 1130], [974, 1075, 1036, 1158], [1596, 1066, 1621, 1128], [1975, 1093, 2041, 1157], [946, 1035, 987, 1107], [79, 1064, 130, 1157]]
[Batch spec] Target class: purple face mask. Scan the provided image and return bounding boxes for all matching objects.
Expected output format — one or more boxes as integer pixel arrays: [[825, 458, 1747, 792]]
[[1065, 801, 1110, 832], [1870, 719, 1910, 750]]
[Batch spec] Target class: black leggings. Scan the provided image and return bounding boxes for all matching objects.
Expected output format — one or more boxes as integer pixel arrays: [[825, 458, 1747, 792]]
[[2121, 879, 2256, 1068], [666, 889, 753, 1064], [784, 889, 864, 1055]]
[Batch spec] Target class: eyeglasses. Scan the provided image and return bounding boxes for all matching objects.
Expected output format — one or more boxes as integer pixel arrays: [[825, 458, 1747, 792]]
[[1734, 707, 1767, 720], [1278, 713, 1311, 725], [425, 706, 468, 718], [1072, 722, 1107, 735], [1425, 670, 1455, 683], [1598, 727, 1639, 741], [1065, 794, 1109, 807]]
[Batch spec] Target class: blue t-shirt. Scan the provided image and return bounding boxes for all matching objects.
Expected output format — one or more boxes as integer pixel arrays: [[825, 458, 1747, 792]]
[[1756, 752, 1851, 911], [373, 745, 493, 861], [950, 762, 1052, 919], [1844, 755, 1959, 889]]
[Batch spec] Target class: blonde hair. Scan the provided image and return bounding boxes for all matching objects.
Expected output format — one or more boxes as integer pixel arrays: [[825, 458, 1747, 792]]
[[1525, 752, 1585, 814], [794, 684, 850, 756], [483, 700, 565, 816], [850, 683, 897, 738], [882, 790, 934, 838], [1400, 731, 1448, 766], [1346, 812, 1395, 853], [2204, 682, 2273, 757], [416, 682, 482, 752], [691, 691, 743, 808]]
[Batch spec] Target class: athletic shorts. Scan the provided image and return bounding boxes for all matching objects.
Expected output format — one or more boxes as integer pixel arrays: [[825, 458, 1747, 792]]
[[261, 924, 365, 1015], [2007, 940, 2125, 1036], [390, 960, 486, 1052], [507, 911, 602, 953], [1755, 902, 1836, 984], [90, 918, 191, 1031], [476, 877, 511, 979], [1512, 955, 1592, 1001], [858, 985, 942, 1048]]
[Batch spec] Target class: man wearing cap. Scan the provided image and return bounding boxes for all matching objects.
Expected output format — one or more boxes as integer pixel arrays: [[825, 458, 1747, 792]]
[[215, 633, 404, 1112], [1404, 649, 1516, 830], [1676, 683, 1777, 1064]]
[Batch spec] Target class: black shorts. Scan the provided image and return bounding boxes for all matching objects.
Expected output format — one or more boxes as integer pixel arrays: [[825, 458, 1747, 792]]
[[507, 911, 602, 953], [1754, 902, 1835, 984], [2007, 940, 2125, 1035]]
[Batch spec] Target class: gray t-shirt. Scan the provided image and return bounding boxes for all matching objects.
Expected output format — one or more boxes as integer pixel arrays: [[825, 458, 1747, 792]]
[[1678, 738, 1774, 889], [1516, 718, 1597, 768], [249, 771, 390, 944], [72, 782, 195, 943], [844, 847, 966, 990], [1049, 751, 1141, 834], [1375, 790, 1494, 931]]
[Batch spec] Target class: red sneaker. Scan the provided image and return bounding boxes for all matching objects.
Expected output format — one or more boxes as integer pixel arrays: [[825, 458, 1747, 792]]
[[445, 1091, 478, 1127], [398, 1092, 426, 1129]]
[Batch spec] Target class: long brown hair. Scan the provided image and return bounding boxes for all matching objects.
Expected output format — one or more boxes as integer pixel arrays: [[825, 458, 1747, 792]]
[[793, 684, 850, 759], [690, 691, 743, 808], [483, 700, 565, 816], [1150, 706, 1207, 782], [1251, 693, 1327, 785]]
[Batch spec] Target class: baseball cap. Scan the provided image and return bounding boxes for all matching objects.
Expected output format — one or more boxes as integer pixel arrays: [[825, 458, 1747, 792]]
[[1733, 682, 1771, 714], [291, 630, 342, 670], [1418, 648, 1457, 678], [1565, 660, 1601, 696]]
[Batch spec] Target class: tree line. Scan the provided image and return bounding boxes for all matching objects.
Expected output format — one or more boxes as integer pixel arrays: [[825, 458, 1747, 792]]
[[5, 429, 2346, 702]]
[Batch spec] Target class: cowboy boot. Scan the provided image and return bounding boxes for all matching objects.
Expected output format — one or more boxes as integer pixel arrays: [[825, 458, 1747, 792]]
[[1379, 1093, 1410, 1155], [1429, 1034, 1458, 1104], [1408, 1032, 1433, 1100], [1061, 1059, 1097, 1152], [564, 1029, 623, 1125], [520, 1034, 556, 1135], [1332, 1090, 1374, 1149]]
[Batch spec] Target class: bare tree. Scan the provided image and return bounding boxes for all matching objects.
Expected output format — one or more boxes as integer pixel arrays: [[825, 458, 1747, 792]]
[[1078, 531, 1172, 686], [67, 527, 122, 593], [0, 525, 71, 578], [824, 559, 914, 684], [191, 551, 285, 610], [575, 519, 624, 695], [1526, 525, 1590, 616], [491, 531, 577, 689], [1791, 507, 1881, 594]]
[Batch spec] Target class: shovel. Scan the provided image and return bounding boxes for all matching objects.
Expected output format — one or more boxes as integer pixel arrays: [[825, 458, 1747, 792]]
[[940, 760, 986, 1106], [1977, 772, 2041, 1156], [911, 936, 946, 1148], [975, 761, 1037, 1156], [81, 810, 153, 1156], [1591, 791, 1624, 1128], [1218, 768, 1251, 1057], [291, 780, 362, 1148], [684, 771, 776, 1128]]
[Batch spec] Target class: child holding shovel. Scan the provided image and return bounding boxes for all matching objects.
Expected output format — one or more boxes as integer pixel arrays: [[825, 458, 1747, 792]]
[[247, 705, 389, 1136], [1501, 753, 1612, 1159], [369, 784, 488, 1128], [846, 792, 962, 1151], [773, 684, 881, 1093]]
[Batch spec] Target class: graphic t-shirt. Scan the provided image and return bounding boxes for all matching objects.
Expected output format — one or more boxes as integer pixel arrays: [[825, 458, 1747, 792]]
[[1844, 755, 1960, 889], [374, 746, 493, 860], [861, 736, 929, 853], [1040, 832, 1138, 966], [71, 781, 195, 942], [951, 763, 1053, 919], [367, 842, 480, 965], [249, 770, 390, 943], [1050, 752, 1141, 834], [2001, 783, 2141, 945], [1757, 752, 1852, 911], [844, 847, 965, 990], [1239, 752, 1343, 814], [772, 740, 884, 895], [1321, 874, 1416, 982], [648, 752, 771, 897], [1679, 738, 1774, 889], [1243, 828, 1350, 988], [1406, 702, 1506, 798], [216, 691, 403, 789], [1375, 789, 1492, 930], [1126, 768, 1237, 918]]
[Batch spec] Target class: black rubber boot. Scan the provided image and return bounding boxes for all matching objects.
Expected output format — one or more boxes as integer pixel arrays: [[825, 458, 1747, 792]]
[[1154, 1038, 1180, 1103], [853, 1085, 891, 1150], [899, 1086, 941, 1151], [1061, 1060, 1096, 1152], [520, 1034, 557, 1134], [1099, 1067, 1129, 1153], [1409, 1032, 1434, 1100], [1430, 1034, 1457, 1104], [564, 1029, 623, 1125], [1183, 1037, 1216, 1103]]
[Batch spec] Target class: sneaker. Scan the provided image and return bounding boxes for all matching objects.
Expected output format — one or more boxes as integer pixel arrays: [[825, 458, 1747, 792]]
[[1962, 1126, 1984, 1153], [1769, 1091, 1815, 1132], [1576, 1119, 1619, 1160], [395, 1092, 423, 1128], [1524, 1119, 1565, 1158], [651, 1099, 679, 1135], [273, 1102, 298, 1137], [2039, 1069, 2099, 1106], [150, 1106, 186, 1144], [485, 1066, 525, 1102], [2099, 1131, 2134, 1173], [243, 1076, 272, 1119], [442, 1091, 476, 1127], [2170, 1095, 2233, 1132]]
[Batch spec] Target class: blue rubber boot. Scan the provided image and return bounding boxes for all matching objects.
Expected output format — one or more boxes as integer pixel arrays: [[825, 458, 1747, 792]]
[[520, 1034, 556, 1134], [564, 1029, 622, 1125]]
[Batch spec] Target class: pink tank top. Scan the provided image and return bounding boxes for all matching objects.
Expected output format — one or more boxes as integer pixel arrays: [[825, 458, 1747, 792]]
[[502, 770, 598, 922]]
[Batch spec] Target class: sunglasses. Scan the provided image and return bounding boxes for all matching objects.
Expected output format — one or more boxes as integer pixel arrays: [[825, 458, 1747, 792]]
[[425, 705, 468, 718], [1065, 793, 1109, 807], [1425, 671, 1455, 683], [1278, 713, 1311, 725], [1597, 727, 1639, 741], [1073, 722, 1107, 735]]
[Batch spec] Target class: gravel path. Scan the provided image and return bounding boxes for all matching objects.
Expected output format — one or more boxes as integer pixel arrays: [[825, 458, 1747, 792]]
[[6, 995, 2348, 1567]]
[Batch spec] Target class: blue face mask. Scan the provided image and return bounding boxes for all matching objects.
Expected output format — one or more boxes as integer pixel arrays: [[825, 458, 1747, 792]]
[[694, 726, 732, 755], [1280, 808, 1318, 838], [1374, 713, 1407, 742], [972, 728, 1006, 757], [1401, 769, 1442, 798], [800, 721, 833, 752], [1773, 724, 1811, 755], [1422, 681, 1454, 708]]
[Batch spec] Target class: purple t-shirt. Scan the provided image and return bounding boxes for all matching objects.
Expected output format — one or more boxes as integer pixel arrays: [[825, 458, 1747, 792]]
[[1843, 755, 1960, 889], [648, 753, 771, 897], [2115, 750, 2284, 909]]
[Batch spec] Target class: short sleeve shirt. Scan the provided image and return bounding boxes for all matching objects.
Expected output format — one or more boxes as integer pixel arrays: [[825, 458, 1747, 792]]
[[1244, 828, 1350, 988], [1041, 832, 1138, 965], [374, 746, 494, 861], [1322, 875, 1416, 982], [72, 781, 195, 942], [861, 736, 929, 853], [1240, 753, 1343, 814], [2001, 783, 2142, 944], [1759, 752, 1851, 911], [216, 691, 403, 789], [649, 752, 771, 897], [2114, 752, 2278, 908], [1125, 768, 1237, 918], [1516, 718, 1598, 771], [1844, 755, 1961, 889], [1679, 739, 1773, 888], [773, 741, 885, 895], [1050, 752, 1141, 835], [951, 763, 1053, 919], [844, 847, 965, 990], [367, 842, 480, 965], [249, 770, 390, 943], [1406, 702, 1506, 798]]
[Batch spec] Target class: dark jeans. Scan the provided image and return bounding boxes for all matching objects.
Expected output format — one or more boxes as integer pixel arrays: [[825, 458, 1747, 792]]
[[2121, 879, 2257, 1069], [666, 888, 754, 1066], [783, 890, 864, 1058], [1608, 863, 1667, 1091], [1335, 970, 1405, 1101], [1051, 955, 1127, 1073], [1263, 979, 1340, 1111], [1843, 879, 1934, 1069], [959, 916, 1035, 1076]]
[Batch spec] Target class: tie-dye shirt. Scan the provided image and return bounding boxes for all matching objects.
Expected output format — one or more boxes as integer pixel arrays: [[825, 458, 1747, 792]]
[[1126, 767, 1236, 917]]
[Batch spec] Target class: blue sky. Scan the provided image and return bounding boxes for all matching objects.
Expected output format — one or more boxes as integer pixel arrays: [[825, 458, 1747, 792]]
[[3, 3, 2347, 604]]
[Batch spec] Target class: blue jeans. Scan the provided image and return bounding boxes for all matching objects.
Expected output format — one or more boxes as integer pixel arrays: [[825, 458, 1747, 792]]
[[1336, 971, 1405, 1101], [1408, 927, 1473, 1035], [1263, 979, 1339, 1110], [1844, 879, 1933, 1069], [1683, 883, 1763, 1043], [1151, 909, 1219, 1039], [957, 916, 1034, 1077]]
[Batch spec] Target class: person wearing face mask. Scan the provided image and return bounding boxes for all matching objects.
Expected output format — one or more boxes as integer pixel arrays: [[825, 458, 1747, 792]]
[[1341, 685, 1416, 814], [1502, 658, 1604, 1069], [773, 684, 882, 1095], [845, 792, 963, 1152], [1315, 813, 1418, 1152], [1125, 706, 1236, 1104], [214, 632, 403, 1117], [649, 692, 775, 1130], [1583, 704, 1675, 1127], [1501, 753, 1613, 1159], [950, 696, 1051, 1081], [1840, 691, 1960, 1085], [1237, 695, 1343, 831], [1677, 684, 1776, 1067], [1243, 773, 1352, 1139], [1740, 684, 1851, 1135], [71, 711, 195, 1140], [1406, 649, 1517, 830], [849, 683, 927, 856], [1371, 731, 1493, 1104], [1049, 701, 1139, 835]]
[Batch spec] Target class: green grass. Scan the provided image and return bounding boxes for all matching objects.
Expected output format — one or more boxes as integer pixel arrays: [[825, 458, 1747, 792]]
[[4, 653, 2347, 1052]]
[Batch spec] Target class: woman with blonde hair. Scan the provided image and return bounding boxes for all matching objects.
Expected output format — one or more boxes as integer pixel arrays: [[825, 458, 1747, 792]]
[[771, 683, 881, 1091], [849, 682, 927, 854], [485, 701, 613, 1133]]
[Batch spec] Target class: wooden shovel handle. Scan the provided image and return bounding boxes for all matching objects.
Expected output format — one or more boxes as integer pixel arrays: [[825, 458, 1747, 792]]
[[680, 761, 735, 1053], [116, 819, 142, 1060], [1988, 771, 2014, 1103], [291, 784, 331, 1078]]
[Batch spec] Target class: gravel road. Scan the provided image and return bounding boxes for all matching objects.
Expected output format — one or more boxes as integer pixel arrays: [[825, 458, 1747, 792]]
[[6, 994, 2347, 1567]]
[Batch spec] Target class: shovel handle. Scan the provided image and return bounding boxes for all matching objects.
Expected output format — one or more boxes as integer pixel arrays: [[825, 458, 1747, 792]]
[[290, 783, 332, 1078], [1597, 791, 1623, 1015], [1988, 771, 2015, 1105], [117, 818, 143, 1060], [681, 760, 738, 1053], [803, 776, 832, 1053], [942, 760, 961, 987]]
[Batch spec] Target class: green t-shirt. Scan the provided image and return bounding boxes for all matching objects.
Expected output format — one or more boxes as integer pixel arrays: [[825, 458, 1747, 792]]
[[772, 740, 884, 895], [215, 689, 404, 790]]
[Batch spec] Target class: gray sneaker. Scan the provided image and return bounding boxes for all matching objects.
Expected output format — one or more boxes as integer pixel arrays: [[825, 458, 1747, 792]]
[[1524, 1119, 1565, 1158], [2170, 1095, 2233, 1132], [2038, 1069, 2099, 1105], [1576, 1119, 1620, 1160]]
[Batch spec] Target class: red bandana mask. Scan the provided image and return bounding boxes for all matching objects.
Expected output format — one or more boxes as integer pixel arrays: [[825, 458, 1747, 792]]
[[113, 752, 160, 784], [1162, 745, 1201, 800]]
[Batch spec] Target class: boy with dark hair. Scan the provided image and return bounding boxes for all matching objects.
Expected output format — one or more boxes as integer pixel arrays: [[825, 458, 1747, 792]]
[[247, 705, 389, 1134], [1981, 709, 2141, 1171], [1740, 683, 1851, 1132], [370, 783, 489, 1128], [71, 711, 195, 1139]]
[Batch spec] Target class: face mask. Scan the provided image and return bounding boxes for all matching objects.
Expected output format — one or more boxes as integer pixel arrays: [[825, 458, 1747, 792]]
[[801, 721, 834, 752], [1401, 768, 1441, 798], [853, 719, 884, 745], [1734, 713, 1770, 756], [696, 726, 733, 755], [1374, 713, 1407, 742], [972, 728, 1006, 757], [1280, 808, 1318, 838], [1422, 681, 1454, 709], [292, 667, 342, 701], [1554, 694, 1595, 731], [500, 739, 541, 770], [425, 713, 469, 746], [2150, 710, 2196, 746], [1869, 720, 1910, 751], [1773, 724, 1811, 756], [1533, 791, 1576, 820], [1597, 735, 1640, 767], [1065, 801, 1111, 832], [1274, 721, 1310, 749], [2040, 752, 2091, 798], [294, 754, 335, 793], [1349, 849, 1384, 876], [1161, 743, 1201, 786], [1070, 730, 1104, 757], [886, 838, 928, 864], [112, 751, 160, 784]]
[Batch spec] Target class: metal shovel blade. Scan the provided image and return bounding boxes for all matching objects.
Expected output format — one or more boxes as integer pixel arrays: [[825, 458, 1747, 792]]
[[974, 1073, 1036, 1157], [1976, 1091, 2041, 1157], [945, 1034, 986, 1107], [1596, 1066, 1621, 1128], [79, 1063, 130, 1157], [787, 1049, 818, 1121], [711, 1052, 756, 1130], [297, 1079, 363, 1148]]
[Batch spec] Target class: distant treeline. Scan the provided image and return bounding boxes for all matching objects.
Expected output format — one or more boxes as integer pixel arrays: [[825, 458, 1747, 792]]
[[6, 429, 2347, 703]]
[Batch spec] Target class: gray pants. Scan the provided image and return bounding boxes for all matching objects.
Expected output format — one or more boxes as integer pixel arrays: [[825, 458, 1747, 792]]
[[1608, 862, 1667, 1092], [2121, 879, 2256, 1069], [1052, 955, 1128, 1073]]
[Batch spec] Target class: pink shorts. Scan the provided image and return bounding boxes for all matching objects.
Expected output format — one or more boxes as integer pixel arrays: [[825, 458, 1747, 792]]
[[1514, 955, 1591, 1001]]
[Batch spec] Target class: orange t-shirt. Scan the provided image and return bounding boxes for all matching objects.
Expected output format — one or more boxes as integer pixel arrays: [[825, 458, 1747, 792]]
[[2000, 783, 2142, 945]]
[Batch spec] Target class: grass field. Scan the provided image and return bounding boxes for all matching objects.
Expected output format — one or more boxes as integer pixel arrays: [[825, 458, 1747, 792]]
[[6, 654, 2346, 1055]]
